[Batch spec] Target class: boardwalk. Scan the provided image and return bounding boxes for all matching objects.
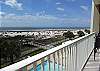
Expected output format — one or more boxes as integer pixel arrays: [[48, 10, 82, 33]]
[[83, 49, 100, 71]]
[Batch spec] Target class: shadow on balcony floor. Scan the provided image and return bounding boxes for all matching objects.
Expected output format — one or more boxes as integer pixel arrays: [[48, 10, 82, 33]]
[[83, 49, 100, 71]]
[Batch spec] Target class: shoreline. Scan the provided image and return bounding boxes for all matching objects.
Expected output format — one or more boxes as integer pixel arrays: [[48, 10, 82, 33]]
[[0, 28, 90, 32]]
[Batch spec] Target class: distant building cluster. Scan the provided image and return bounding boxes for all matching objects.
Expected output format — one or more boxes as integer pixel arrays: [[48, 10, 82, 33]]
[[0, 29, 89, 39]]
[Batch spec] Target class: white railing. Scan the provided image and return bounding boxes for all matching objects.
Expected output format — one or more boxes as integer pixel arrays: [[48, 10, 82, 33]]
[[0, 33, 95, 71]]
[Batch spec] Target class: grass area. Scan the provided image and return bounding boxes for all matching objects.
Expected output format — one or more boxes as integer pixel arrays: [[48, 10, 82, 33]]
[[32, 48, 47, 56], [28, 48, 47, 56], [53, 41, 63, 47], [36, 35, 65, 45]]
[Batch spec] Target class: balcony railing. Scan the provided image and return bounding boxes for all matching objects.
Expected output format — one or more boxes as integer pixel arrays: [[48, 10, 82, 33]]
[[0, 33, 95, 71]]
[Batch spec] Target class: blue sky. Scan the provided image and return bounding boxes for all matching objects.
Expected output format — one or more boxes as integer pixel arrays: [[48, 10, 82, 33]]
[[0, 0, 92, 28]]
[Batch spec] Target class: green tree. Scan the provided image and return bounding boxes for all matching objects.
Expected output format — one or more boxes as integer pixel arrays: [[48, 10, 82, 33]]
[[0, 39, 21, 64], [85, 29, 90, 34], [63, 31, 75, 40], [77, 31, 85, 37], [0, 39, 8, 63]]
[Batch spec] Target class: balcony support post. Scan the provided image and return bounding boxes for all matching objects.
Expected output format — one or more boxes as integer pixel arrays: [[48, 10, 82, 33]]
[[48, 55, 51, 71], [41, 58, 44, 71], [57, 50, 60, 71], [33, 62, 37, 71]]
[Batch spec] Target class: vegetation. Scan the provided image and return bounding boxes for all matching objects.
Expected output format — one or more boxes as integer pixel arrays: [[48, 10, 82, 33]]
[[31, 48, 46, 56], [85, 29, 90, 34], [0, 39, 22, 68], [77, 31, 85, 37], [53, 41, 62, 47], [0, 30, 88, 68], [63, 31, 75, 40], [0, 35, 46, 68], [35, 35, 65, 45]]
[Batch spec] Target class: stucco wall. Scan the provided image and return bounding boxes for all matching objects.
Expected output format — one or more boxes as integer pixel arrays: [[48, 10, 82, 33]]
[[91, 1, 100, 33]]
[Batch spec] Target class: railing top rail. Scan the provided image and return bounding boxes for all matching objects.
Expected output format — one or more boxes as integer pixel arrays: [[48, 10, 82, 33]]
[[0, 32, 95, 71]]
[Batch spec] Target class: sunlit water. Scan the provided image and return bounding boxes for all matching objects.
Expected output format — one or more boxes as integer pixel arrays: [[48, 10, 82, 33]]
[[30, 61, 64, 71]]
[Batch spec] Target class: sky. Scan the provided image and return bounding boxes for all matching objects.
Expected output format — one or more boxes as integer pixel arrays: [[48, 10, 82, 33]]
[[0, 0, 92, 28]]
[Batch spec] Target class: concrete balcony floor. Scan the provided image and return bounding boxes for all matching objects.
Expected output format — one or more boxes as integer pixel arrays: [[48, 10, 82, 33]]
[[83, 49, 100, 71]]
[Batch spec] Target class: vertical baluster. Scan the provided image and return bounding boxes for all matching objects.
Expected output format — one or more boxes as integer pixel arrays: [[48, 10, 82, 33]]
[[69, 46, 71, 71], [89, 36, 91, 54], [67, 47, 69, 71], [71, 44, 73, 71], [64, 47, 66, 71], [27, 63, 34, 71], [57, 50, 60, 71], [72, 44, 75, 71], [61, 49, 63, 71], [86, 37, 88, 58], [53, 53, 55, 71], [33, 62, 37, 71], [70, 45, 73, 71], [75, 43, 77, 71], [84, 37, 86, 59], [41, 58, 44, 71], [48, 55, 50, 71], [25, 67, 27, 71], [74, 44, 76, 71], [59, 50, 62, 71], [19, 66, 27, 71], [72, 43, 75, 70]]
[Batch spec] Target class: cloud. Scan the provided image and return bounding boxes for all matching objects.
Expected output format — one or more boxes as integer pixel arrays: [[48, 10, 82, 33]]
[[0, 14, 59, 27], [36, 10, 46, 16], [80, 6, 88, 11], [56, 2, 62, 5], [57, 7, 64, 11], [66, 0, 76, 2], [0, 1, 4, 4], [0, 12, 5, 15], [0, 11, 6, 27], [0, 11, 6, 18], [71, 0, 76, 2], [0, 13, 90, 27], [0, 0, 23, 10]]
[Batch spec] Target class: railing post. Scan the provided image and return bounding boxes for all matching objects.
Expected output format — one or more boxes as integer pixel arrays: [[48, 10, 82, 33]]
[[71, 44, 74, 71], [41, 58, 44, 71], [33, 62, 37, 71], [19, 66, 27, 71], [64, 47, 67, 71], [57, 50, 60, 71], [53, 53, 56, 71], [48, 55, 51, 71], [61, 48, 63, 71], [75, 43, 77, 71], [70, 45, 73, 71], [66, 47, 69, 71]]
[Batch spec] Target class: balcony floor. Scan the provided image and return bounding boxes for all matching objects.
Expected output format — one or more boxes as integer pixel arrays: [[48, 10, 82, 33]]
[[83, 49, 100, 71]]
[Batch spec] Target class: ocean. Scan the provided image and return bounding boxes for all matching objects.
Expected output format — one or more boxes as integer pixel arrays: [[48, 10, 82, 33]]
[[0, 27, 90, 32]]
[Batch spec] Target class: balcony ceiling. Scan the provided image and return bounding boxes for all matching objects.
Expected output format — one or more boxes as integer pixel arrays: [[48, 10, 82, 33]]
[[94, 0, 100, 14], [94, 0, 100, 5], [95, 4, 100, 14]]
